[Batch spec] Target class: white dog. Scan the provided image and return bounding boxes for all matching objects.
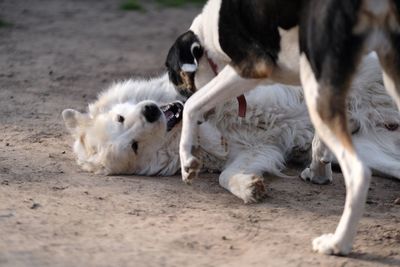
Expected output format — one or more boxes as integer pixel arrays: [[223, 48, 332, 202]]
[[63, 56, 400, 205]]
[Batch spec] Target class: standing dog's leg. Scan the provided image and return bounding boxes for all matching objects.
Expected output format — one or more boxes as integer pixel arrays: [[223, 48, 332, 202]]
[[377, 34, 400, 110], [300, 134, 333, 184], [300, 52, 371, 255], [299, 1, 372, 254], [180, 65, 260, 183]]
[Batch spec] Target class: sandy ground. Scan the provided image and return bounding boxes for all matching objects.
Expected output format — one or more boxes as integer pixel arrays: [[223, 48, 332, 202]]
[[0, 1, 399, 266]]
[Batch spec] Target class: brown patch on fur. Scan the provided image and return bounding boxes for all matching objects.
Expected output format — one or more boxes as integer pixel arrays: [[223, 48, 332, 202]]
[[220, 136, 228, 153], [316, 88, 355, 154], [184, 148, 202, 174], [203, 108, 215, 121], [80, 133, 96, 156], [382, 0, 400, 30], [251, 176, 266, 202], [234, 55, 274, 79], [355, 0, 400, 34], [178, 71, 197, 96], [191, 145, 202, 160], [379, 47, 400, 85], [80, 134, 86, 148], [378, 46, 400, 111]]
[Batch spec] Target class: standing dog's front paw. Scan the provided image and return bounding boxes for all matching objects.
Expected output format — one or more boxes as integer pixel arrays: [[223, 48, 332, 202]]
[[181, 156, 202, 184], [300, 164, 332, 185], [312, 233, 351, 256]]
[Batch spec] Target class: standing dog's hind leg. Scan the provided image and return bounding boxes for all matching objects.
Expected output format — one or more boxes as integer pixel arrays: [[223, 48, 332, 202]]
[[300, 54, 371, 255], [377, 33, 400, 110]]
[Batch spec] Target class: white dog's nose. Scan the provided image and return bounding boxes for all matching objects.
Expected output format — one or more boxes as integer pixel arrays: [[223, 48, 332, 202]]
[[142, 104, 161, 123]]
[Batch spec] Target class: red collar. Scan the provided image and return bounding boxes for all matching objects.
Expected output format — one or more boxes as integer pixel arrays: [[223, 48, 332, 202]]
[[206, 52, 247, 118]]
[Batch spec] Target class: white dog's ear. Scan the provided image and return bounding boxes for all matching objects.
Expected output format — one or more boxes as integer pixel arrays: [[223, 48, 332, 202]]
[[62, 109, 90, 133]]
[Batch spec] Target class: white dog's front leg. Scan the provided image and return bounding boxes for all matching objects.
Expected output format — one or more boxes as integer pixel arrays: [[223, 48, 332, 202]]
[[301, 134, 333, 184], [180, 65, 260, 183]]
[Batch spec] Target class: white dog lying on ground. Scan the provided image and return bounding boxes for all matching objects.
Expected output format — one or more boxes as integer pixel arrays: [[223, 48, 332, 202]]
[[62, 55, 400, 203]]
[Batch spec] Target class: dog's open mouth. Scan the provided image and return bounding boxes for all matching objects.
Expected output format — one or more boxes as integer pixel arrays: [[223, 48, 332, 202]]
[[160, 101, 184, 132]]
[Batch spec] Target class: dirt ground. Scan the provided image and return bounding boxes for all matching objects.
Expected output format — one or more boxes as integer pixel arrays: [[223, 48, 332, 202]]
[[0, 1, 399, 266]]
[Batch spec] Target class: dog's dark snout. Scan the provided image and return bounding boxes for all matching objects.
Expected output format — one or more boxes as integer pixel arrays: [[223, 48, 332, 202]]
[[142, 104, 161, 123]]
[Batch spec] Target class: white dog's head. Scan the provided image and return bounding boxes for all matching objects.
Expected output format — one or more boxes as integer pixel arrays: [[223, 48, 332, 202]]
[[62, 98, 183, 175]]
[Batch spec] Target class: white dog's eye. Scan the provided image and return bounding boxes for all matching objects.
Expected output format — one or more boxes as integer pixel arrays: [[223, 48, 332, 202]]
[[131, 140, 138, 154], [116, 115, 125, 123], [385, 123, 399, 131]]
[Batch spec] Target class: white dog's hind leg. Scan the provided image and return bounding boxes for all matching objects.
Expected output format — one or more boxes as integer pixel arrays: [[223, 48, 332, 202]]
[[219, 170, 265, 204], [219, 153, 266, 204], [300, 54, 371, 256], [354, 138, 400, 179], [180, 65, 260, 183], [219, 146, 287, 203], [300, 134, 333, 184]]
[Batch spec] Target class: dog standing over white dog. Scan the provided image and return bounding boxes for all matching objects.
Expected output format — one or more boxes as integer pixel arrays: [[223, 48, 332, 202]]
[[63, 55, 400, 254], [164, 0, 400, 256]]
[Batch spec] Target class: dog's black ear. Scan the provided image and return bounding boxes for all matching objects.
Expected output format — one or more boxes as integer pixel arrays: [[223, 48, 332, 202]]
[[165, 31, 203, 98]]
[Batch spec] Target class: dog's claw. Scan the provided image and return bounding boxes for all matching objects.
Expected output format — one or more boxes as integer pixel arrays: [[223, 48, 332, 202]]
[[181, 156, 201, 184]]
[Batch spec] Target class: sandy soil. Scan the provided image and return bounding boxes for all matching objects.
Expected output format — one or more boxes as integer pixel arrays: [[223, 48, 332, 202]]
[[0, 1, 399, 266]]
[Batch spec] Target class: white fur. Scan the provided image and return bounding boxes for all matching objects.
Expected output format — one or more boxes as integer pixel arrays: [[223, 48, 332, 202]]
[[190, 1, 230, 64], [181, 64, 197, 73], [273, 27, 301, 85], [63, 57, 400, 206]]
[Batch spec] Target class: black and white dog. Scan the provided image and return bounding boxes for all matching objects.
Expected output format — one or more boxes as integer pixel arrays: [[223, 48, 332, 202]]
[[165, 0, 400, 256]]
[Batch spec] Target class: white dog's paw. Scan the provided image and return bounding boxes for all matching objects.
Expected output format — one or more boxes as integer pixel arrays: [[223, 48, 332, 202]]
[[312, 233, 351, 256], [229, 174, 266, 204], [181, 156, 201, 184], [300, 165, 332, 185]]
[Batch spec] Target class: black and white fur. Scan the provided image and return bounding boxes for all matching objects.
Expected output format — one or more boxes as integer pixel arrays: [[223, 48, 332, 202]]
[[165, 0, 400, 256]]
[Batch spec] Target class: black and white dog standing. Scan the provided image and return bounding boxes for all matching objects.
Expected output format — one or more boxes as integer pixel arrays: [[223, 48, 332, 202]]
[[165, 0, 400, 256]]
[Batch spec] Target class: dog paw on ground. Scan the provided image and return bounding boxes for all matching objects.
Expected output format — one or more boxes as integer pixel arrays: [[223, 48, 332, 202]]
[[300, 165, 332, 185], [312, 233, 351, 256]]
